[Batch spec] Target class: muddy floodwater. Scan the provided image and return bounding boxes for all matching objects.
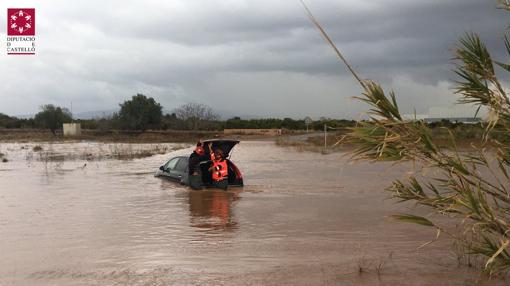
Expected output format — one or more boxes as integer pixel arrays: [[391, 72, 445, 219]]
[[0, 141, 508, 285]]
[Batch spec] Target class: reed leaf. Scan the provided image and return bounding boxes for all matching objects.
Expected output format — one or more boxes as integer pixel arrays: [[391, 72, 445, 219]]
[[303, 0, 510, 275], [391, 214, 435, 227]]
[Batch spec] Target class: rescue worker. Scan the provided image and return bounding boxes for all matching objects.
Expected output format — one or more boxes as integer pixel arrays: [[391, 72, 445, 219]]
[[188, 141, 207, 190], [208, 143, 229, 190]]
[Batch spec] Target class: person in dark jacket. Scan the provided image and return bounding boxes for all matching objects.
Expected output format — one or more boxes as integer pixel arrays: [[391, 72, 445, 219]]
[[188, 141, 207, 190]]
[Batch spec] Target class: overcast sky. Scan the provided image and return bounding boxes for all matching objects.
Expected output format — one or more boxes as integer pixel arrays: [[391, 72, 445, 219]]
[[0, 0, 508, 119]]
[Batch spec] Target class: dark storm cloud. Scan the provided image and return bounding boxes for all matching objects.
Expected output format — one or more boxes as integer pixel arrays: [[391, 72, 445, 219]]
[[0, 0, 508, 118], [90, 0, 508, 70]]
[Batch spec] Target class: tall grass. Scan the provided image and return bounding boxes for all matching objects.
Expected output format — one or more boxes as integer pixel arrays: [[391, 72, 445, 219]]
[[303, 0, 510, 276]]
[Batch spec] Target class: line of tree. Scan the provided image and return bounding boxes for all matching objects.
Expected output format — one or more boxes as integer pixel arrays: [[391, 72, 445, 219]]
[[224, 117, 354, 130], [0, 104, 73, 134], [0, 94, 356, 132]]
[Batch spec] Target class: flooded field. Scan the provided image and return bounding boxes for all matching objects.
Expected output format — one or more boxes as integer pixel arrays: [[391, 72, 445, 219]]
[[0, 141, 508, 285]]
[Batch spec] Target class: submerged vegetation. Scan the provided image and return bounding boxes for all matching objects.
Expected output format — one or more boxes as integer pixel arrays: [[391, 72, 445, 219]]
[[25, 143, 185, 162], [302, 0, 510, 276]]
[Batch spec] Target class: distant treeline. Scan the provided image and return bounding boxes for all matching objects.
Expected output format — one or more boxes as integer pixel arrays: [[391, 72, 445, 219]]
[[224, 117, 355, 130], [0, 94, 360, 132], [0, 112, 356, 131], [0, 113, 34, 129], [4, 94, 491, 134]]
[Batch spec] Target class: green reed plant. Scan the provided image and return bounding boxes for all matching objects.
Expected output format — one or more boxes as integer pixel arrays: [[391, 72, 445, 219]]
[[302, 0, 510, 276]]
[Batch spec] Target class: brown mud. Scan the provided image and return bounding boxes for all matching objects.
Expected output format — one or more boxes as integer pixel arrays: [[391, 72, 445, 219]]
[[0, 141, 508, 285], [0, 129, 220, 143]]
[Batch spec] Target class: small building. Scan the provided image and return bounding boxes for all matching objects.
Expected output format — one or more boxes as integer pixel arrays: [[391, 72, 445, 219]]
[[63, 123, 81, 136]]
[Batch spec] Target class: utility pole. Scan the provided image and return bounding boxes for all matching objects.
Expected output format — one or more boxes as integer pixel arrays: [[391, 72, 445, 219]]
[[324, 124, 327, 152], [304, 116, 312, 133]]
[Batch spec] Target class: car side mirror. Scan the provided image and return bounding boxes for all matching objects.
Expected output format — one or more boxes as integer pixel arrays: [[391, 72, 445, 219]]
[[159, 166, 165, 171]]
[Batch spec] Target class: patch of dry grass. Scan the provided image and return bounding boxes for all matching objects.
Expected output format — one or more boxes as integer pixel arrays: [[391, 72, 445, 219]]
[[23, 143, 188, 163], [275, 134, 353, 153], [0, 129, 222, 143]]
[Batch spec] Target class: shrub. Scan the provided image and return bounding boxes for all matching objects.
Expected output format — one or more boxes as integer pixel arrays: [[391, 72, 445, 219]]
[[304, 0, 510, 276]]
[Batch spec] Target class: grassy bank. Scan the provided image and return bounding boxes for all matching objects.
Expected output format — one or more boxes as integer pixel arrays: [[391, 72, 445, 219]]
[[31, 143, 186, 161], [275, 124, 510, 153], [275, 133, 352, 153]]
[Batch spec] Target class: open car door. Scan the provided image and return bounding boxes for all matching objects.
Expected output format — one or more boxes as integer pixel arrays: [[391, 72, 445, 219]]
[[202, 139, 240, 159]]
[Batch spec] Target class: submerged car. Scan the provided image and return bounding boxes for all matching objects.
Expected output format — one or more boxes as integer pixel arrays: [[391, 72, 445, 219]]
[[155, 139, 243, 188]]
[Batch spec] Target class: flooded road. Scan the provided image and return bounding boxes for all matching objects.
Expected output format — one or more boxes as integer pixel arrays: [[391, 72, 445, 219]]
[[0, 141, 507, 285]]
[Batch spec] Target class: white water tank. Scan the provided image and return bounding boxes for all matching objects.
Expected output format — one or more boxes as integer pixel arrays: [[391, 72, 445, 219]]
[[63, 123, 81, 136]]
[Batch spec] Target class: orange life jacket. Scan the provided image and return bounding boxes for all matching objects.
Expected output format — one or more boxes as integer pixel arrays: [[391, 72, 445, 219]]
[[211, 154, 228, 181]]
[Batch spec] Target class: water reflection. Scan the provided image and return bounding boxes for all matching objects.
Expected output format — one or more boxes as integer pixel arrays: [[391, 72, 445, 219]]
[[187, 190, 240, 231]]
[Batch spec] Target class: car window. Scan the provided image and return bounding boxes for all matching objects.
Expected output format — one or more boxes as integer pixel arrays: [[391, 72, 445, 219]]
[[174, 158, 188, 172], [164, 158, 179, 170]]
